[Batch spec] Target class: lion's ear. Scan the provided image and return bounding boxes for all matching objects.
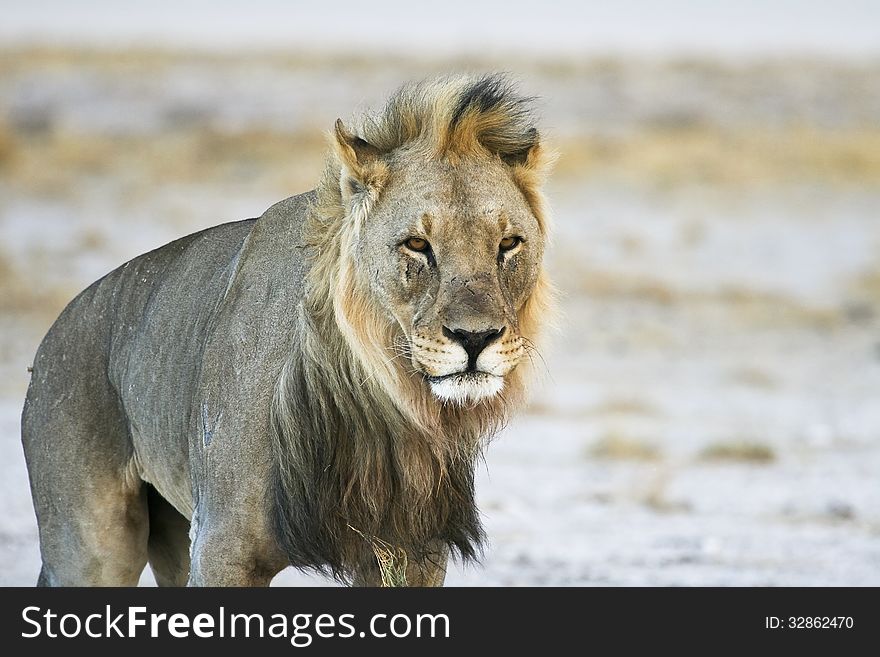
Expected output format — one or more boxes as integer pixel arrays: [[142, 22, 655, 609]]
[[333, 119, 389, 211], [334, 119, 381, 170], [492, 128, 554, 173], [493, 128, 536, 167]]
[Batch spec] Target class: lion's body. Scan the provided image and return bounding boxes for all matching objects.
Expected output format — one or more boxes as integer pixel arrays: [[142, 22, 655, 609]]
[[22, 210, 284, 584], [21, 75, 553, 586]]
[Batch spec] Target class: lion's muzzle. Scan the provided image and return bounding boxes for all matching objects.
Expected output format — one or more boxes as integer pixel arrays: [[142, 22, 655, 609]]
[[411, 323, 524, 404], [441, 326, 505, 371]]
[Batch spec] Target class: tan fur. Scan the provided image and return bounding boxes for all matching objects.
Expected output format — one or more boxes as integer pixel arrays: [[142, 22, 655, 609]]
[[307, 73, 553, 431]]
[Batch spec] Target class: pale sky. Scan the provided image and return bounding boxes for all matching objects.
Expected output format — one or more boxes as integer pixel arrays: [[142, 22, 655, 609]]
[[1, 0, 879, 56]]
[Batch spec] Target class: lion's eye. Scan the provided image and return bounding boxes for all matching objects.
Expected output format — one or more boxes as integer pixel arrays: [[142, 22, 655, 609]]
[[404, 237, 430, 252], [499, 236, 522, 252]]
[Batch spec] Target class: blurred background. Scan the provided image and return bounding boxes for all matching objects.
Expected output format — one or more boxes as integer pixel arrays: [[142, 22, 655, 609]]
[[1, 1, 879, 585]]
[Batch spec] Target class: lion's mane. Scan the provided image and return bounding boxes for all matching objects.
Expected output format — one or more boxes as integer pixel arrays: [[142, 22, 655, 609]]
[[269, 74, 554, 582]]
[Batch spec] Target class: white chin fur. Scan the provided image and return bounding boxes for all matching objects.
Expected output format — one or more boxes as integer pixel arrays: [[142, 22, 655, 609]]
[[429, 373, 504, 404]]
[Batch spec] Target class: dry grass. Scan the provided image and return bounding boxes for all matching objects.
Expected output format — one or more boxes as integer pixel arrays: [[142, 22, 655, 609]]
[[727, 366, 779, 389], [2, 119, 880, 204], [0, 125, 328, 198], [850, 268, 880, 305], [590, 432, 662, 461], [556, 127, 880, 186], [525, 399, 558, 416], [590, 397, 660, 417], [33, 125, 879, 188], [699, 440, 776, 463], [637, 469, 691, 513], [0, 252, 75, 321], [2, 47, 879, 190], [0, 122, 16, 170], [567, 269, 843, 330], [575, 271, 678, 306], [713, 286, 842, 329], [76, 227, 107, 252], [0, 46, 446, 77], [348, 525, 408, 587]]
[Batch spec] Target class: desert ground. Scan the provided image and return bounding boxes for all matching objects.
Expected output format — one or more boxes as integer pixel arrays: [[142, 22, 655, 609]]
[[1, 49, 879, 585]]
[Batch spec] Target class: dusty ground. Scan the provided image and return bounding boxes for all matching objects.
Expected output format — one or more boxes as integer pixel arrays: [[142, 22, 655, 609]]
[[1, 50, 878, 585]]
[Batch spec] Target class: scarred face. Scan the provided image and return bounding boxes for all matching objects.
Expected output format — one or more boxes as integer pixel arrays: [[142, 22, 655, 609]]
[[355, 152, 545, 404]]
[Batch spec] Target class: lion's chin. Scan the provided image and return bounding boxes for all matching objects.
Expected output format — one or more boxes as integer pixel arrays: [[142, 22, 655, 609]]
[[427, 372, 504, 404]]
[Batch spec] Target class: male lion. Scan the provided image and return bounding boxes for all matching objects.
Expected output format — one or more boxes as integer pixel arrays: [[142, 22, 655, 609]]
[[21, 74, 554, 586]]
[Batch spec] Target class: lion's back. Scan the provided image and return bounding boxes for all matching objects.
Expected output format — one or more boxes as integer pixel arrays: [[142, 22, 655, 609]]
[[22, 217, 258, 514]]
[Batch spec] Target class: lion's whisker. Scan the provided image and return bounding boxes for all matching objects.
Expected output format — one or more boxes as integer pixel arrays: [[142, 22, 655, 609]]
[[520, 337, 551, 379], [358, 352, 408, 387]]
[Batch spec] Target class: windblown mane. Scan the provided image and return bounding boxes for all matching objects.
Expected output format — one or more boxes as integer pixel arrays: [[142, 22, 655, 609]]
[[269, 74, 554, 583]]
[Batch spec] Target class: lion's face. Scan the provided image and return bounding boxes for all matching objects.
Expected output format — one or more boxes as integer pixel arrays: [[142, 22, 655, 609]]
[[354, 153, 545, 404]]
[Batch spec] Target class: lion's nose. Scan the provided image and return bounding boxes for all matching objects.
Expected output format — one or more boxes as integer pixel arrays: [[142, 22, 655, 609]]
[[442, 326, 505, 370]]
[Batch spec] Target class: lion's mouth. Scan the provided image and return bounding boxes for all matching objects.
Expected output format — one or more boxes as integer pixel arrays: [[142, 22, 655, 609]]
[[425, 371, 504, 404]]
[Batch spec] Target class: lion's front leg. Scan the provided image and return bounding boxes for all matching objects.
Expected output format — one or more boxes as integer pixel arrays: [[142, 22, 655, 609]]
[[352, 544, 449, 587], [186, 501, 287, 587], [187, 527, 283, 586], [407, 548, 449, 587]]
